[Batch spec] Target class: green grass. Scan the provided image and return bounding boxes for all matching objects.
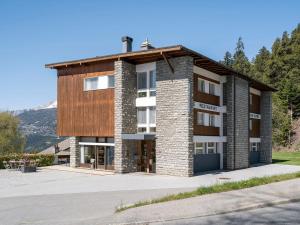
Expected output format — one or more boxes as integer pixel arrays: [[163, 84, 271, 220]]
[[272, 151, 300, 166], [116, 172, 300, 213]]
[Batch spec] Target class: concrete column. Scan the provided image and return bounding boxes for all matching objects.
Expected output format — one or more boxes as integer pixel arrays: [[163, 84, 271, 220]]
[[260, 91, 272, 163], [114, 60, 137, 173], [156, 56, 194, 177], [70, 136, 80, 167]]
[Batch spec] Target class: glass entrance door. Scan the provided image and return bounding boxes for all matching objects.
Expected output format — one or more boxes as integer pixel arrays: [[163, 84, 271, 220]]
[[105, 146, 114, 170], [96, 146, 105, 169]]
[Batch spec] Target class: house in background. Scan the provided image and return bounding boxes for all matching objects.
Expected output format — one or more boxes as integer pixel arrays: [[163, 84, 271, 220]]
[[39, 138, 70, 164], [45, 37, 275, 176]]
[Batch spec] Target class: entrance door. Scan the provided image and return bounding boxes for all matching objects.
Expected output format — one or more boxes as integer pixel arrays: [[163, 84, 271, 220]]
[[139, 141, 156, 173], [105, 146, 114, 170], [96, 146, 105, 169]]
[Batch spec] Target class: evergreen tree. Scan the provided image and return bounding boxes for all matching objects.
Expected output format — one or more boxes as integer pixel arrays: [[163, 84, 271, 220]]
[[252, 46, 271, 82], [232, 37, 251, 75], [221, 51, 233, 68]]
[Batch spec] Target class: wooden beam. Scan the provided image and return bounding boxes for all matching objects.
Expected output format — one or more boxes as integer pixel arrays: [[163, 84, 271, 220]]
[[161, 52, 174, 73]]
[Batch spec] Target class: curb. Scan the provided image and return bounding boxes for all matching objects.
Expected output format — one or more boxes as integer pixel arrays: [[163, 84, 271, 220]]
[[115, 198, 300, 225]]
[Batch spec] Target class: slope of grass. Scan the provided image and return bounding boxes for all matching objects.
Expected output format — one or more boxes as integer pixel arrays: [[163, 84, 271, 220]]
[[116, 172, 300, 213], [272, 151, 300, 166]]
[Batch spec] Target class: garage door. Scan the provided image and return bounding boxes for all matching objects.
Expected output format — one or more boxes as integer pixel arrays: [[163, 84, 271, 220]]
[[194, 153, 220, 173], [250, 142, 260, 164]]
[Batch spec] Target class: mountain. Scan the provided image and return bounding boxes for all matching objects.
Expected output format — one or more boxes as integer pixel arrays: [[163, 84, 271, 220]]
[[15, 100, 64, 152]]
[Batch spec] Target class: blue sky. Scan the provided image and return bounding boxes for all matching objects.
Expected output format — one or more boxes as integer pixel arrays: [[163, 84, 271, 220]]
[[0, 0, 299, 110]]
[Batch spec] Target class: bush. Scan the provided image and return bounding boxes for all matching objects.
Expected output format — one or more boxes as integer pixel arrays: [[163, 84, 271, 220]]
[[0, 153, 54, 169]]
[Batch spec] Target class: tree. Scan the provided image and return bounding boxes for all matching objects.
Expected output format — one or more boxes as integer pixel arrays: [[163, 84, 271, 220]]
[[0, 112, 25, 155], [252, 46, 271, 82], [232, 37, 252, 75], [221, 51, 233, 68]]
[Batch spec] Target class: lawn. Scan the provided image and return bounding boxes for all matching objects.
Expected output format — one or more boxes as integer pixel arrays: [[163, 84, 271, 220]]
[[272, 151, 300, 166], [116, 171, 300, 213]]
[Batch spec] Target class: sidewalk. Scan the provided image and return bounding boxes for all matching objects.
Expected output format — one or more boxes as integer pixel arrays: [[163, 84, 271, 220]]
[[112, 178, 300, 224], [42, 165, 115, 175]]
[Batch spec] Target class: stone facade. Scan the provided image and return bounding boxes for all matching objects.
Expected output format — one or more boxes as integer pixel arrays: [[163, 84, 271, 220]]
[[225, 76, 249, 170], [114, 60, 138, 173], [69, 136, 80, 167], [260, 91, 272, 163], [156, 56, 194, 177]]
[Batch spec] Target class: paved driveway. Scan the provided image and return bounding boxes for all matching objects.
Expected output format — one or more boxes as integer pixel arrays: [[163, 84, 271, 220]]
[[0, 164, 300, 225]]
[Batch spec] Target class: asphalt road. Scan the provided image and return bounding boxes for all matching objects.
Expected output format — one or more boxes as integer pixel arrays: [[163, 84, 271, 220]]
[[155, 202, 300, 225]]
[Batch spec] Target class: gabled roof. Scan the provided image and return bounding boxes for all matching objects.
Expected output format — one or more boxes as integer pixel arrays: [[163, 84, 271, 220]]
[[45, 45, 276, 91], [38, 138, 70, 155]]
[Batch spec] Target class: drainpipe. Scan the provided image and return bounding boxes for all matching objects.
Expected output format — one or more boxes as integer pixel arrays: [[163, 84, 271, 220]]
[[233, 75, 236, 170]]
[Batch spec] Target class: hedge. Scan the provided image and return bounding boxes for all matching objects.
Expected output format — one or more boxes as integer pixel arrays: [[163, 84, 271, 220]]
[[0, 153, 54, 169]]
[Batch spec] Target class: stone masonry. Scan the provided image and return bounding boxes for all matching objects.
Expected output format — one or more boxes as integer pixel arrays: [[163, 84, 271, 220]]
[[70, 136, 80, 167], [225, 76, 249, 170], [114, 60, 138, 173], [260, 91, 272, 163], [156, 56, 194, 177]]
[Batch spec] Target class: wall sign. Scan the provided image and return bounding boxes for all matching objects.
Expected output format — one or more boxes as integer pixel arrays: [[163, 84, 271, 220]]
[[194, 102, 222, 113], [250, 113, 261, 120]]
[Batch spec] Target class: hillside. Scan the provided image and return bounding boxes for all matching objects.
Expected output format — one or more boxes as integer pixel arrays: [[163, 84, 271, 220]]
[[17, 107, 63, 152]]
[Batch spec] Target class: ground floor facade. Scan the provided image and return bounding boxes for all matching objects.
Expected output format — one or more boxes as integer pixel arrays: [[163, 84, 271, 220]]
[[69, 134, 272, 176]]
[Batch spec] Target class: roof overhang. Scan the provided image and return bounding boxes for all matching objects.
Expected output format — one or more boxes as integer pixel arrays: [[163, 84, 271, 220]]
[[45, 45, 276, 92]]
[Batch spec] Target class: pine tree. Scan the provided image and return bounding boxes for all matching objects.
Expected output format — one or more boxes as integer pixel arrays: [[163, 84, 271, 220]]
[[232, 37, 252, 75], [221, 51, 233, 68]]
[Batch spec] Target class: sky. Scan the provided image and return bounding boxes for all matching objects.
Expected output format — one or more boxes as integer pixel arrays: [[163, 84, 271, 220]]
[[0, 0, 299, 110]]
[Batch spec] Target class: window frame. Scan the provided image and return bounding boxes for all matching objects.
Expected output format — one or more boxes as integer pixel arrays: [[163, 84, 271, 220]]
[[197, 112, 205, 125], [198, 78, 205, 93], [137, 70, 156, 98], [137, 106, 156, 133], [209, 82, 215, 95], [83, 75, 114, 91], [209, 114, 216, 127], [207, 142, 217, 154]]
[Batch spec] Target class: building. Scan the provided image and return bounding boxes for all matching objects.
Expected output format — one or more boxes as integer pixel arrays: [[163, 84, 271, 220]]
[[45, 37, 275, 176], [39, 138, 70, 164]]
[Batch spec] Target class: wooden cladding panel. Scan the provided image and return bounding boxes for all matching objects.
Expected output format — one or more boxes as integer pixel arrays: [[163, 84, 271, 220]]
[[57, 70, 114, 137], [193, 109, 220, 136], [250, 119, 260, 137], [250, 94, 260, 113], [193, 74, 220, 106]]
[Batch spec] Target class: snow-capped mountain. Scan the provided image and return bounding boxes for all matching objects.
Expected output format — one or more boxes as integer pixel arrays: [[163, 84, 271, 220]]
[[34, 100, 57, 110]]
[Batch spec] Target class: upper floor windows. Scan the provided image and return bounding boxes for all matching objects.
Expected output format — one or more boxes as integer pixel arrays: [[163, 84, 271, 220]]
[[84, 75, 114, 91], [137, 106, 156, 133], [197, 78, 219, 96], [137, 70, 156, 97], [196, 111, 220, 127]]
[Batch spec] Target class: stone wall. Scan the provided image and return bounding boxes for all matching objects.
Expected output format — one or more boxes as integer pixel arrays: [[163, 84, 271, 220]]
[[156, 56, 194, 177], [260, 91, 272, 163], [225, 75, 249, 170], [114, 60, 138, 173], [70, 136, 80, 167]]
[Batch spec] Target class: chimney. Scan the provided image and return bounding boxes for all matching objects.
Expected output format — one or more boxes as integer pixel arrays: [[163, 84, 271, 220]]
[[140, 38, 155, 50], [122, 36, 133, 53]]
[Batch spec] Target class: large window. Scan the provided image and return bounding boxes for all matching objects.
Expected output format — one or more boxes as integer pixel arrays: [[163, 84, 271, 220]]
[[197, 112, 205, 125], [84, 75, 114, 91], [209, 114, 215, 127], [198, 79, 205, 92], [209, 83, 215, 95], [194, 142, 218, 154], [137, 70, 156, 97], [137, 107, 156, 133]]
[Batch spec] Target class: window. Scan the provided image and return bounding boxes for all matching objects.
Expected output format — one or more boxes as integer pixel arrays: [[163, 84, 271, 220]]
[[209, 83, 215, 95], [197, 112, 205, 125], [149, 107, 156, 124], [250, 120, 252, 130], [250, 142, 260, 152], [207, 142, 217, 154], [84, 77, 98, 91], [194, 142, 217, 154], [137, 70, 156, 97], [195, 143, 205, 154], [137, 107, 147, 124], [209, 114, 215, 127], [198, 79, 205, 92], [108, 76, 114, 88], [84, 75, 114, 91], [137, 107, 156, 133], [250, 95, 253, 105]]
